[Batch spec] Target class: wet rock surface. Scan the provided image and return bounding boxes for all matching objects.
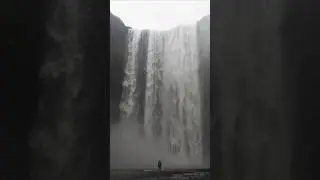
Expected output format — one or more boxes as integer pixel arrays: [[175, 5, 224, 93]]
[[110, 13, 129, 123]]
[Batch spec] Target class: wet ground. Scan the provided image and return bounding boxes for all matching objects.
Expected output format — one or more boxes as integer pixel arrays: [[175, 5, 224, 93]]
[[111, 169, 210, 180]]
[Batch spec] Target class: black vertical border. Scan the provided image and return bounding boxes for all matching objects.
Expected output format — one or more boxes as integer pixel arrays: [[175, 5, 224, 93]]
[[106, 0, 111, 178], [210, 0, 222, 179], [3, 0, 46, 179], [3, 0, 111, 179]]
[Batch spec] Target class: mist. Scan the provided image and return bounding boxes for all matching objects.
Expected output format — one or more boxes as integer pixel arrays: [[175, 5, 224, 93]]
[[110, 119, 203, 169]]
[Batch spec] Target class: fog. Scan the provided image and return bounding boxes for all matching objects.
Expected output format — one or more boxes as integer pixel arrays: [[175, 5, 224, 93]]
[[110, 119, 203, 169]]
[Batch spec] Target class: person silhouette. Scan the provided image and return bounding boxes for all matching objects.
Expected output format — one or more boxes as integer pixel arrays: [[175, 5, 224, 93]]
[[157, 160, 162, 171]]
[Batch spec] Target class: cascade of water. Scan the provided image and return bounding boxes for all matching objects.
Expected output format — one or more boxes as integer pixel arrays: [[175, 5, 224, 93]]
[[161, 25, 202, 160], [120, 29, 141, 122], [119, 25, 202, 166], [144, 30, 165, 140]]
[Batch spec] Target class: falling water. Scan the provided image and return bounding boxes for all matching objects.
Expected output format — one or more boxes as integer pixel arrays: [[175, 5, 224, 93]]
[[120, 29, 141, 120], [117, 25, 202, 168]]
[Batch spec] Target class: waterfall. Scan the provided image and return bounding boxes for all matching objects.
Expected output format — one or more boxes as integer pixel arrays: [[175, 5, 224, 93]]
[[118, 24, 202, 168]]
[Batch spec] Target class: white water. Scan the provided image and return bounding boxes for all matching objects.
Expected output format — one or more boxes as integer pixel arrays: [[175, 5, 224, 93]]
[[111, 25, 202, 169], [119, 29, 141, 119]]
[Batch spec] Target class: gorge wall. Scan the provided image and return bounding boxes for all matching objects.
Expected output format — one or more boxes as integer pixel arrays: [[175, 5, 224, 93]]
[[110, 13, 128, 124]]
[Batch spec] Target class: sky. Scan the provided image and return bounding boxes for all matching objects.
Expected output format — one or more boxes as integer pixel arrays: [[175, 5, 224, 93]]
[[110, 0, 210, 30]]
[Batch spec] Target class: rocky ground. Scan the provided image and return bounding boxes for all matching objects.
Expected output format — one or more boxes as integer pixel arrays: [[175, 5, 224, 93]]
[[110, 169, 210, 180]]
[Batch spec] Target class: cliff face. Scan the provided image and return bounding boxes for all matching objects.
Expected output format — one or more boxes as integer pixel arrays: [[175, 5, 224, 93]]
[[110, 13, 128, 123]]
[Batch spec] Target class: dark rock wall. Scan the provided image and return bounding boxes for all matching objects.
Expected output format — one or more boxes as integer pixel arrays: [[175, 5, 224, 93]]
[[110, 13, 128, 124]]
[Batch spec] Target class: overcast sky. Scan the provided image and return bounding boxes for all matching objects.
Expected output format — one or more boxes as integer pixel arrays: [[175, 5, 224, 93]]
[[110, 0, 210, 30]]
